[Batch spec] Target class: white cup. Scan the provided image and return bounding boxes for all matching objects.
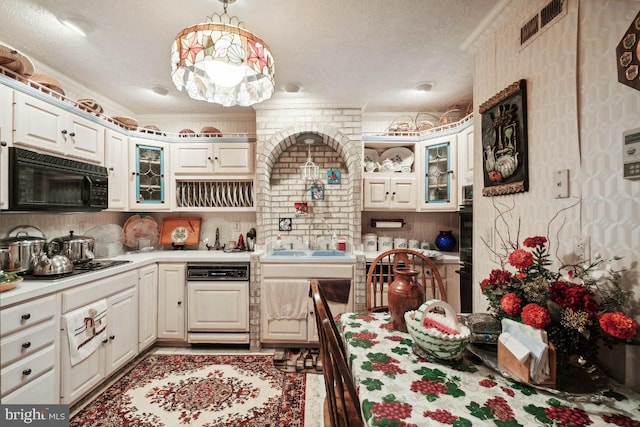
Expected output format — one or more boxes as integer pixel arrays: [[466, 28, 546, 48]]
[[393, 238, 408, 249], [408, 239, 420, 249], [378, 236, 393, 251], [363, 233, 377, 252]]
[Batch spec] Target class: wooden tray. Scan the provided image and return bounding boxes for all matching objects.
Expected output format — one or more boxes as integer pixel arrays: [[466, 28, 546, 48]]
[[160, 217, 201, 246]]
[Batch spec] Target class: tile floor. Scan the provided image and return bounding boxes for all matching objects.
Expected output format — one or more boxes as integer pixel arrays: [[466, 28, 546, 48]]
[[70, 345, 325, 426]]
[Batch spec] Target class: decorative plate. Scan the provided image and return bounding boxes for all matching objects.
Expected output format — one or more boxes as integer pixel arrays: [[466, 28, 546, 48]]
[[380, 147, 414, 171], [160, 217, 201, 246], [0, 44, 34, 77], [364, 148, 380, 164], [123, 214, 159, 248]]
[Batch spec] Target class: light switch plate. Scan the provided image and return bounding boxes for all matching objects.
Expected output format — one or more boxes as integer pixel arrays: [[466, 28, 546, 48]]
[[554, 169, 569, 198]]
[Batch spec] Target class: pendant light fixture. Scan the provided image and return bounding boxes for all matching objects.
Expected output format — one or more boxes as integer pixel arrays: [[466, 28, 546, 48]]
[[300, 138, 320, 182], [171, 0, 275, 107]]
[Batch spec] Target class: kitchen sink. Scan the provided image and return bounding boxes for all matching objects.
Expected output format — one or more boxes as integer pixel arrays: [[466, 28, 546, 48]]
[[267, 249, 350, 257]]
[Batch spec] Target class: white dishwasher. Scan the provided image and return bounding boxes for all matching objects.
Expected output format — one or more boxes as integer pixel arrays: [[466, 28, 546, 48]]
[[186, 263, 250, 344]]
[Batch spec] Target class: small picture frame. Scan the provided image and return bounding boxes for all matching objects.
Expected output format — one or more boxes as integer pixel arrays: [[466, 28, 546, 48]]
[[279, 217, 292, 231], [310, 184, 325, 200], [327, 169, 341, 184], [294, 202, 309, 215]]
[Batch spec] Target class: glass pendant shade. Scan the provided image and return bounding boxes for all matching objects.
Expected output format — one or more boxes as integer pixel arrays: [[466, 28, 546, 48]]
[[171, 7, 275, 107]]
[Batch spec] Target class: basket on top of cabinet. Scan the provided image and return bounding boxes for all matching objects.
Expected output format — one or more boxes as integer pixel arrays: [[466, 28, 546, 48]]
[[176, 181, 253, 209]]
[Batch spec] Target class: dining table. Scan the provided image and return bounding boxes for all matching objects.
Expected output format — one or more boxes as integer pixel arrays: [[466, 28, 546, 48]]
[[338, 311, 640, 426]]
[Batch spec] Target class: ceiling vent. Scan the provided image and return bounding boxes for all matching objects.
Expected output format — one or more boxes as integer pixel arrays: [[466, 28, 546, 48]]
[[519, 0, 567, 50]]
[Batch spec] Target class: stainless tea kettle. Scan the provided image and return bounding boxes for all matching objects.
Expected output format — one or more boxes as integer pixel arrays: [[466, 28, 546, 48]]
[[29, 238, 73, 275]]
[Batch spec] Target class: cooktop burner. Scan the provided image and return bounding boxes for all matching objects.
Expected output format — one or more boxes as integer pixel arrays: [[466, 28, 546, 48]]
[[21, 260, 132, 280]]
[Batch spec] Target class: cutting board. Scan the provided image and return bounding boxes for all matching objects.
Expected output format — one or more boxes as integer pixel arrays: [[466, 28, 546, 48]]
[[160, 217, 202, 246]]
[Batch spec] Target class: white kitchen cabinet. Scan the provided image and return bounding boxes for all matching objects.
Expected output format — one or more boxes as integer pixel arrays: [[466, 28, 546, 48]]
[[363, 174, 416, 210], [129, 138, 170, 210], [0, 294, 60, 404], [418, 134, 458, 211], [138, 264, 158, 352], [157, 263, 186, 341], [60, 271, 138, 405], [13, 91, 104, 164], [105, 128, 129, 210], [171, 142, 255, 176], [0, 84, 12, 209], [261, 263, 353, 344], [457, 121, 474, 205]]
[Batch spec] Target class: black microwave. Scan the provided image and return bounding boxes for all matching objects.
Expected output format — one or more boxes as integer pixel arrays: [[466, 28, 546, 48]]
[[8, 147, 108, 211]]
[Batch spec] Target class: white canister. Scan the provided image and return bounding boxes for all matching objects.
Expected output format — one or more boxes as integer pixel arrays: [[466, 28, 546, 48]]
[[378, 236, 393, 251], [408, 239, 420, 249], [393, 237, 408, 249], [420, 241, 430, 250], [363, 233, 378, 252]]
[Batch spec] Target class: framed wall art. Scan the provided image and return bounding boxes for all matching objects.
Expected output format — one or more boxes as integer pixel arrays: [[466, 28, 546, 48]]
[[327, 169, 341, 184], [479, 79, 529, 196], [310, 184, 325, 200]]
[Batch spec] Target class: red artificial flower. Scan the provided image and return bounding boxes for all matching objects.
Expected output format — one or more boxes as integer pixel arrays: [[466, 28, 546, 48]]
[[521, 303, 551, 329], [599, 312, 638, 340], [550, 281, 598, 315], [508, 249, 533, 270], [482, 269, 514, 292], [500, 293, 522, 316], [523, 236, 547, 248], [516, 272, 527, 280]]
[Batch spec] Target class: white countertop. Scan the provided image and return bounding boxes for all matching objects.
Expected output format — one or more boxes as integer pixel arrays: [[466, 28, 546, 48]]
[[361, 251, 460, 264], [0, 250, 253, 308]]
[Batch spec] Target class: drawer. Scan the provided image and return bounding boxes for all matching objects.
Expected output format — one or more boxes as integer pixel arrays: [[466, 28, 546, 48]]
[[1, 319, 57, 367], [0, 344, 55, 396], [1, 295, 58, 336], [262, 263, 353, 279], [0, 369, 57, 404], [62, 270, 137, 313]]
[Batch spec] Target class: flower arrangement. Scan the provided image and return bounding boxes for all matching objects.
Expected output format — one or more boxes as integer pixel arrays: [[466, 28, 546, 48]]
[[481, 236, 638, 367]]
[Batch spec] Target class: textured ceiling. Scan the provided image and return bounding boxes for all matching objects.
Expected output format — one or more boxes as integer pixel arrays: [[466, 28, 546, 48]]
[[1, 0, 500, 115]]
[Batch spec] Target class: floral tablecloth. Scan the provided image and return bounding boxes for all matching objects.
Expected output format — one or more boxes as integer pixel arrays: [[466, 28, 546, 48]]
[[339, 312, 640, 427]]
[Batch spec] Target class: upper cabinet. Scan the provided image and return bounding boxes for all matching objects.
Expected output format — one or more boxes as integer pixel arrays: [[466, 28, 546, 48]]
[[418, 134, 458, 211], [13, 91, 104, 164], [171, 142, 254, 176], [105, 129, 129, 210], [129, 138, 170, 210], [457, 123, 474, 204]]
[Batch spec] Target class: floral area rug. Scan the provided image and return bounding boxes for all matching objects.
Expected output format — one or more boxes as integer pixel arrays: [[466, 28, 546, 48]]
[[70, 353, 307, 427]]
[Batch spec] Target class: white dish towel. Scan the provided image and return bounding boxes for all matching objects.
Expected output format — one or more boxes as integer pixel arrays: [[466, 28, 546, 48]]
[[265, 281, 309, 320], [64, 299, 108, 366]]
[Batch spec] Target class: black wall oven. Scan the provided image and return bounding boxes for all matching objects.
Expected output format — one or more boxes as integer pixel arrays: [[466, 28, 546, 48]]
[[8, 147, 108, 211], [458, 187, 473, 313]]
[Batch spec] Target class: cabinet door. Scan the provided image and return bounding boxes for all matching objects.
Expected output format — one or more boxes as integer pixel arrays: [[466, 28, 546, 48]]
[[457, 124, 474, 202], [105, 129, 128, 210], [60, 334, 106, 404], [138, 264, 158, 352], [105, 287, 138, 375], [389, 177, 416, 209], [129, 139, 169, 210], [419, 135, 458, 211], [188, 281, 248, 331], [0, 84, 12, 210], [0, 369, 57, 404], [261, 279, 308, 342], [308, 298, 352, 343], [157, 264, 186, 341], [13, 91, 66, 154], [212, 142, 254, 174], [66, 113, 104, 163], [363, 175, 390, 209], [172, 143, 215, 175]]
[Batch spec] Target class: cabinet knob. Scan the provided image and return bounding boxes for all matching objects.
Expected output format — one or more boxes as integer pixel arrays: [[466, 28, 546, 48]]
[[207, 156, 212, 161], [0, 140, 6, 146], [61, 129, 68, 135], [69, 132, 76, 137], [22, 369, 32, 376], [109, 335, 115, 340], [177, 301, 182, 306], [102, 338, 109, 344], [21, 313, 31, 320], [214, 156, 219, 161], [109, 167, 114, 171], [21, 342, 31, 349]]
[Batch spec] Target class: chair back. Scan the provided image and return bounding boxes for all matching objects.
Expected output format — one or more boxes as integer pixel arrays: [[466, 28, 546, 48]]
[[365, 248, 447, 312], [310, 279, 363, 427]]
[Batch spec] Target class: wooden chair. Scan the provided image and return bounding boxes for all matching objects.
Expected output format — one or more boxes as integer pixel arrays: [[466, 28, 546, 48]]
[[365, 248, 447, 312], [310, 280, 364, 427]]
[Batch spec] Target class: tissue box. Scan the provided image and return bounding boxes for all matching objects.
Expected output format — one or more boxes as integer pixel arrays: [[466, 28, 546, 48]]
[[497, 340, 556, 386]]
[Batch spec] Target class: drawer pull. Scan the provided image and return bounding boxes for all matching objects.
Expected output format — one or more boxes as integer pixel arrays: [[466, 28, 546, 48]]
[[102, 338, 108, 344], [21, 342, 32, 349], [22, 369, 32, 376], [21, 313, 31, 320], [109, 335, 115, 340]]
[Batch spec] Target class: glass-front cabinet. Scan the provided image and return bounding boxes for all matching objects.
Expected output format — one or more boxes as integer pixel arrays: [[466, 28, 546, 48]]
[[129, 138, 169, 210], [419, 134, 458, 211]]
